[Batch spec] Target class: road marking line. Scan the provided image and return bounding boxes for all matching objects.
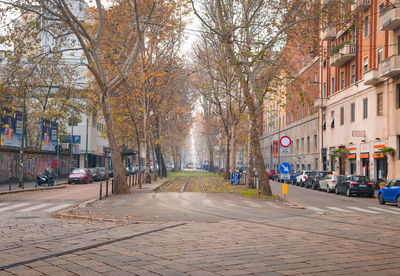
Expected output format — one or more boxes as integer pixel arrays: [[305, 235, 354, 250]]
[[368, 207, 400, 214], [307, 207, 325, 212], [43, 203, 73, 212], [326, 207, 354, 213], [17, 203, 52, 212], [0, 203, 31, 212], [347, 207, 380, 214]]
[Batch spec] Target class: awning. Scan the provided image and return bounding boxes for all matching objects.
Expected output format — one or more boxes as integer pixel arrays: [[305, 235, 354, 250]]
[[360, 153, 369, 159], [373, 153, 384, 158], [348, 154, 356, 159]]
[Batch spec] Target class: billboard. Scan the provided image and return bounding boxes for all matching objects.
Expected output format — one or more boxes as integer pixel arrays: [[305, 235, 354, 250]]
[[272, 140, 278, 158], [41, 119, 58, 151], [0, 109, 24, 148]]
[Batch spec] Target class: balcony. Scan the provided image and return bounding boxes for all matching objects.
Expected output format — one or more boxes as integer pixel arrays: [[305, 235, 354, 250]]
[[379, 7, 400, 31], [351, 0, 371, 13], [363, 68, 382, 85], [330, 44, 356, 67], [379, 55, 400, 78], [321, 27, 336, 41], [314, 97, 327, 109]]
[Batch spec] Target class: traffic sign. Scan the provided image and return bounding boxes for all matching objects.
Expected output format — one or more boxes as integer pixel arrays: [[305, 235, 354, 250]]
[[280, 136, 291, 147], [279, 162, 291, 174], [280, 147, 291, 153]]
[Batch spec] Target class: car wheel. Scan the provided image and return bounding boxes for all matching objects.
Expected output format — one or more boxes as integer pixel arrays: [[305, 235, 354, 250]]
[[312, 183, 315, 190], [68, 181, 71, 184], [346, 188, 351, 197], [378, 193, 385, 205], [369, 191, 374, 198], [335, 186, 339, 195], [397, 196, 400, 208], [326, 185, 330, 193]]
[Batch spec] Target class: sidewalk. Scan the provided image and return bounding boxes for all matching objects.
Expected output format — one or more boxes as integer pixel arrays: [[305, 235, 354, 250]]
[[0, 178, 68, 194]]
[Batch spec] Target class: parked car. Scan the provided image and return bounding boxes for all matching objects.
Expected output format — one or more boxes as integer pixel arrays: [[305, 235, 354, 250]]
[[266, 168, 276, 179], [335, 175, 374, 197], [97, 167, 110, 180], [305, 171, 332, 189], [89, 167, 100, 181], [319, 174, 345, 193], [378, 178, 400, 206], [68, 168, 93, 184], [296, 170, 312, 186], [109, 169, 113, 178]]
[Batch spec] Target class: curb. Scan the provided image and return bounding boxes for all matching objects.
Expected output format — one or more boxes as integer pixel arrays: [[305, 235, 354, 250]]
[[0, 184, 68, 195]]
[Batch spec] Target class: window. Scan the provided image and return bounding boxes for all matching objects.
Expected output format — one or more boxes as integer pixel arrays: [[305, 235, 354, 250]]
[[351, 103, 355, 122], [330, 111, 335, 128], [377, 93, 383, 116], [363, 56, 368, 73], [331, 77, 335, 94], [351, 64, 356, 84], [301, 138, 304, 153], [377, 47, 383, 64], [301, 104, 304, 118], [340, 71, 345, 89], [297, 107, 299, 120], [364, 16, 369, 37], [307, 136, 310, 153], [296, 139, 299, 152], [315, 72, 318, 83], [323, 82, 327, 97], [379, 3, 385, 15], [397, 135, 400, 160], [397, 84, 400, 108], [398, 135, 400, 160], [398, 36, 400, 55], [363, 98, 368, 119], [340, 107, 344, 125], [313, 135, 317, 151]]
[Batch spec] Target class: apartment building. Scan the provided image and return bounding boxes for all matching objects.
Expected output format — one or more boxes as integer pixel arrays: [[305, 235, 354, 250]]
[[319, 0, 400, 180], [260, 55, 320, 173]]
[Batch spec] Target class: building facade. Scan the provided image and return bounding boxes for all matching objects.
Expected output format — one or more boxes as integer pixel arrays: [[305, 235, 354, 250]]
[[319, 0, 400, 180]]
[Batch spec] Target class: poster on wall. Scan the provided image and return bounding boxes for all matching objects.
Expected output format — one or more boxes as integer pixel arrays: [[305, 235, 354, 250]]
[[41, 119, 58, 151], [272, 140, 278, 158], [0, 109, 24, 148]]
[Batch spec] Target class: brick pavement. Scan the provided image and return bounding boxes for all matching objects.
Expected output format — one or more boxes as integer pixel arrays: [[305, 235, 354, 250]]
[[0, 179, 400, 275]]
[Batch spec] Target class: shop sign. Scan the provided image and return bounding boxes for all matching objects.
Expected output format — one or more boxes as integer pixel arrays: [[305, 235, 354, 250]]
[[373, 140, 385, 153], [347, 144, 357, 154], [352, 130, 366, 137], [360, 143, 370, 153]]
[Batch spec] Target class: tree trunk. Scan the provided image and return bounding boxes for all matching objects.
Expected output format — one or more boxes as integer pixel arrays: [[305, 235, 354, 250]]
[[150, 135, 157, 181], [224, 135, 230, 179], [207, 140, 214, 172], [247, 122, 255, 189], [101, 92, 129, 194], [230, 123, 237, 173]]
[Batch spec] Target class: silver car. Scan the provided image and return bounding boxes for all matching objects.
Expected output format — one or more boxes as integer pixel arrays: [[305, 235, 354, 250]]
[[319, 174, 345, 193]]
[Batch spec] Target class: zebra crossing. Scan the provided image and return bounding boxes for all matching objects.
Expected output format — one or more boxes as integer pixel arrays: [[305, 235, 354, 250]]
[[306, 205, 400, 215], [0, 201, 74, 213]]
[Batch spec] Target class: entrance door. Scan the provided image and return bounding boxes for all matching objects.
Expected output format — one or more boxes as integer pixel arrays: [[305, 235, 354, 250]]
[[350, 159, 356, 174], [375, 158, 384, 181], [361, 158, 369, 178]]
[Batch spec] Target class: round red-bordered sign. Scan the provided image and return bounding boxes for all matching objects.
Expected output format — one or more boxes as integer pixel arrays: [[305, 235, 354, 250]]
[[280, 136, 292, 147]]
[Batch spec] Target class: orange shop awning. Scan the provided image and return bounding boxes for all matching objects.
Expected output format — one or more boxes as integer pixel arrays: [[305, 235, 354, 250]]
[[373, 153, 384, 158], [348, 154, 356, 159], [360, 154, 369, 159]]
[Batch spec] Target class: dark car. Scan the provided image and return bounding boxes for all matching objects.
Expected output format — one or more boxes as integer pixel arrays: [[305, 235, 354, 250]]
[[97, 167, 110, 180], [109, 169, 113, 178], [335, 175, 374, 197], [289, 170, 298, 185], [68, 168, 93, 184], [305, 171, 332, 189], [89, 167, 100, 181], [378, 179, 400, 206]]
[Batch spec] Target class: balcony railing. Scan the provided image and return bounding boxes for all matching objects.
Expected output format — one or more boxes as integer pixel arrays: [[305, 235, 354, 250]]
[[321, 27, 336, 41], [330, 44, 356, 67], [379, 55, 400, 78], [363, 68, 382, 85], [351, 0, 371, 13], [379, 7, 400, 31]]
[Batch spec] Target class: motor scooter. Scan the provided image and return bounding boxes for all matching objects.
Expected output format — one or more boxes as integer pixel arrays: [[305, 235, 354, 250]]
[[35, 169, 54, 186]]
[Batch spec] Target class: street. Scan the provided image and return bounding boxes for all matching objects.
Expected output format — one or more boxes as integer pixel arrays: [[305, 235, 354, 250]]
[[0, 172, 399, 275]]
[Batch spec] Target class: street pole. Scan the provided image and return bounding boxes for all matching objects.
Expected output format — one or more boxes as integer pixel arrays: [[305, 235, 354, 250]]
[[85, 115, 88, 168], [277, 114, 281, 168], [18, 90, 26, 189], [56, 125, 59, 184], [70, 90, 74, 170]]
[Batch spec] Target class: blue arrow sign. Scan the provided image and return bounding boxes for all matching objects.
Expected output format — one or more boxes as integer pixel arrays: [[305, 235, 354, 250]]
[[279, 162, 291, 174]]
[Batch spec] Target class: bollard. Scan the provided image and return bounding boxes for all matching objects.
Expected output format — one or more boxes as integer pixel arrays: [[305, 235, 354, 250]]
[[112, 179, 114, 194], [99, 181, 103, 200], [106, 180, 109, 197]]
